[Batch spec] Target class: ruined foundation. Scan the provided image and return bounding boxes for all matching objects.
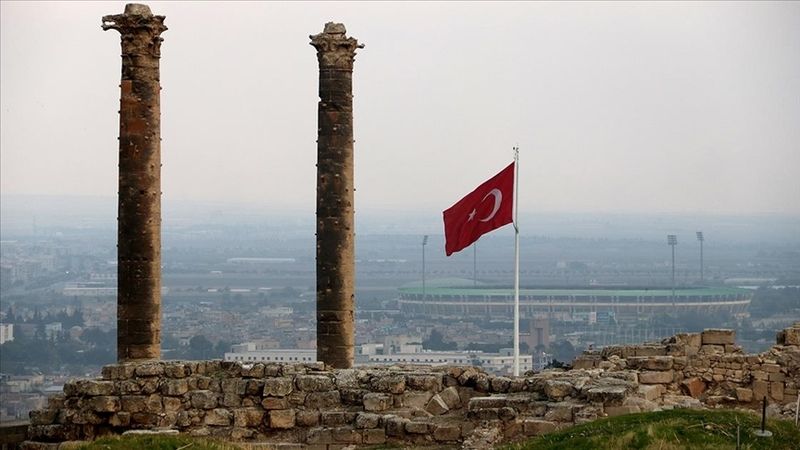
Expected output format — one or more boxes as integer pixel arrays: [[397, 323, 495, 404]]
[[310, 23, 363, 369], [24, 324, 800, 448], [102, 4, 167, 361]]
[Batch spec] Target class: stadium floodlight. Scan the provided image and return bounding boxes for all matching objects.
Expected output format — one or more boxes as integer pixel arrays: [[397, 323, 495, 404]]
[[696, 231, 704, 284], [422, 235, 428, 301], [667, 235, 677, 303]]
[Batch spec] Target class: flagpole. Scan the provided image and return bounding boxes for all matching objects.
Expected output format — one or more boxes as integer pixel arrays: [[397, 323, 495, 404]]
[[513, 145, 520, 376]]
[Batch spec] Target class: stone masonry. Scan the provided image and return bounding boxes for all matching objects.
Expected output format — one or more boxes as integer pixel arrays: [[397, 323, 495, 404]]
[[310, 23, 364, 369], [24, 324, 799, 449], [102, 4, 167, 361]]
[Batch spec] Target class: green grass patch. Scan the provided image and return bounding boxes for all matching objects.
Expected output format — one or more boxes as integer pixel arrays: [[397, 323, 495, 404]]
[[503, 409, 800, 450], [79, 434, 243, 450]]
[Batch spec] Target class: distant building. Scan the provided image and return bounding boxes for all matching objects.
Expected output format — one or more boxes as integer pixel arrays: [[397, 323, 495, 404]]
[[0, 323, 13, 344], [225, 348, 316, 363], [225, 342, 532, 375]]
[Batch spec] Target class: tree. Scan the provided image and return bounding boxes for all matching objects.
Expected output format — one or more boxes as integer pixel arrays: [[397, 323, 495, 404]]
[[423, 329, 457, 351], [188, 335, 214, 360]]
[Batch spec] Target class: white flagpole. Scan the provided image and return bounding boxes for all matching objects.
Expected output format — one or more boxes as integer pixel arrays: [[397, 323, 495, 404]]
[[513, 146, 520, 376]]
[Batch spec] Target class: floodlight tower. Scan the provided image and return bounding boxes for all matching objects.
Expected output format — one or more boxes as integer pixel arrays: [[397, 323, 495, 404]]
[[667, 235, 677, 304], [696, 231, 704, 284], [422, 235, 428, 302]]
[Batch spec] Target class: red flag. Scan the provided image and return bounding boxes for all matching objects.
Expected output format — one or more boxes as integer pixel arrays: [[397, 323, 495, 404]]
[[443, 162, 514, 256]]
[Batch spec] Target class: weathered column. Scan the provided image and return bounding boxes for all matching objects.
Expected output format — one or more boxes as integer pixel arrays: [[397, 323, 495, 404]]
[[310, 23, 363, 368], [102, 4, 166, 361]]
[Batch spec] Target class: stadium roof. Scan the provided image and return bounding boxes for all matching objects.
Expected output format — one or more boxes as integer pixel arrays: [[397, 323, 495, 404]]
[[398, 286, 750, 297]]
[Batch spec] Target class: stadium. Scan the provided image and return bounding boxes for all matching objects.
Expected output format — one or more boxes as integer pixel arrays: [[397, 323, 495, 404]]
[[398, 284, 752, 323]]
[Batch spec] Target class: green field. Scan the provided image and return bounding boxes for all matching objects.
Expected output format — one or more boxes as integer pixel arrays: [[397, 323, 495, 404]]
[[503, 409, 800, 450]]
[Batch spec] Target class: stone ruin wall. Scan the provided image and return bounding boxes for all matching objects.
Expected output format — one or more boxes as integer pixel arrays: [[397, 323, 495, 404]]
[[23, 323, 800, 449]]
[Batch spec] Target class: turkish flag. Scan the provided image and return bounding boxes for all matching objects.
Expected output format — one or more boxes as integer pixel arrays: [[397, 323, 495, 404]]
[[443, 162, 514, 256]]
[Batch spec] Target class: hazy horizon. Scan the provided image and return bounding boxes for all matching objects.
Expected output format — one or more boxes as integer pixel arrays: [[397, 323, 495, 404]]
[[2, 2, 800, 215]]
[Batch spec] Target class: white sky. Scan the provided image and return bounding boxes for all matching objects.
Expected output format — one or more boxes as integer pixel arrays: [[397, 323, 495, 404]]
[[2, 1, 799, 215]]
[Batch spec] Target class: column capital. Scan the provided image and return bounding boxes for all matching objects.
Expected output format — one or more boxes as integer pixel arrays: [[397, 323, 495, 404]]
[[102, 4, 167, 40], [310, 22, 364, 70]]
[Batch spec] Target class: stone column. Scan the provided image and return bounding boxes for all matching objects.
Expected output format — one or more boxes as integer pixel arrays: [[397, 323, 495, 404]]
[[310, 23, 363, 369], [103, 4, 166, 361]]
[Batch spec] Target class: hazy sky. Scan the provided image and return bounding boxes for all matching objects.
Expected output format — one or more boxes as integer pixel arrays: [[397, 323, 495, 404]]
[[2, 1, 799, 216]]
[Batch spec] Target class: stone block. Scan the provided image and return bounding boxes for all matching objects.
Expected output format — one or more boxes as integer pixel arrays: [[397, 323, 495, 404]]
[[164, 363, 188, 378], [339, 388, 365, 406], [76, 380, 116, 396], [134, 363, 164, 377], [491, 377, 512, 393], [627, 356, 674, 371], [261, 397, 289, 410], [161, 379, 188, 396], [425, 394, 449, 415], [784, 327, 800, 345], [102, 364, 136, 380], [331, 427, 361, 444], [354, 412, 380, 429], [89, 396, 119, 413], [305, 391, 340, 409], [190, 390, 218, 409], [468, 396, 508, 410], [770, 381, 784, 401], [402, 391, 433, 409], [700, 345, 725, 355], [269, 409, 296, 429], [752, 380, 769, 401], [385, 416, 409, 437], [406, 374, 442, 392], [241, 363, 265, 378], [572, 356, 599, 370], [439, 386, 462, 409], [586, 386, 628, 405], [295, 375, 334, 392], [680, 377, 706, 398], [204, 408, 232, 426], [405, 421, 428, 434], [633, 346, 667, 357], [639, 370, 674, 384], [362, 428, 386, 444], [363, 393, 392, 412], [232, 407, 264, 428], [29, 409, 58, 426], [638, 384, 665, 401], [321, 411, 353, 426], [523, 419, 557, 436], [544, 380, 573, 399], [370, 374, 406, 394], [306, 427, 333, 445], [120, 395, 147, 413], [296, 410, 320, 427], [769, 372, 786, 382], [544, 402, 574, 422], [221, 392, 241, 408], [701, 329, 735, 345], [736, 387, 753, 402], [433, 424, 461, 442], [263, 377, 294, 397]]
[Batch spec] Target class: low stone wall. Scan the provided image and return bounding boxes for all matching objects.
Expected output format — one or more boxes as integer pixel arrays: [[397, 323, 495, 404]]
[[573, 324, 800, 416], [23, 323, 800, 449]]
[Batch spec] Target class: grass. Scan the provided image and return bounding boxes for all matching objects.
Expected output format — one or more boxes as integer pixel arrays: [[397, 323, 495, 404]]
[[79, 434, 243, 450], [503, 409, 800, 450]]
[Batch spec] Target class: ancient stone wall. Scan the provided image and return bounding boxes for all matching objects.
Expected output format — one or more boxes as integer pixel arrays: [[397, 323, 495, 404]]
[[24, 324, 800, 449]]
